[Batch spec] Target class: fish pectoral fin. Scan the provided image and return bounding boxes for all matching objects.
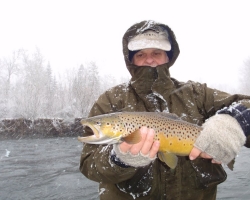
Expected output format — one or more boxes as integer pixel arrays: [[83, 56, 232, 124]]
[[121, 129, 142, 144], [158, 152, 178, 169]]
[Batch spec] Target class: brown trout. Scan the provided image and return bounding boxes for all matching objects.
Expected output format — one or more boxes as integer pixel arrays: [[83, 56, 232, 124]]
[[78, 112, 203, 169]]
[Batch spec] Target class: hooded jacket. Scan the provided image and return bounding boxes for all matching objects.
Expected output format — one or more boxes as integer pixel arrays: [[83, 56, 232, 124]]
[[80, 20, 250, 200]]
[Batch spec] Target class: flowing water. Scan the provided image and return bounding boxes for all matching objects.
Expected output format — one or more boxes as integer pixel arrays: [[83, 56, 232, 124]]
[[0, 137, 249, 200]]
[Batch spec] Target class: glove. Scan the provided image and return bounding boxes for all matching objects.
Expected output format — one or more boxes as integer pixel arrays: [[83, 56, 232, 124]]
[[194, 114, 246, 164], [112, 144, 156, 167]]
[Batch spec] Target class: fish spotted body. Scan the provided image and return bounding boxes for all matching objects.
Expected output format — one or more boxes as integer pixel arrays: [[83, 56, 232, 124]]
[[78, 112, 202, 169]]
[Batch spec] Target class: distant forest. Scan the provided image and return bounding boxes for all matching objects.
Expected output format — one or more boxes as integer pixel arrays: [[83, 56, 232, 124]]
[[1, 49, 250, 119], [0, 48, 128, 119]]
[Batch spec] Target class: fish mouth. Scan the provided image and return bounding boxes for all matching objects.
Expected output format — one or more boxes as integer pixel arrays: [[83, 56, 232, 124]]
[[80, 118, 102, 138], [85, 123, 101, 138], [77, 134, 116, 144], [78, 120, 117, 144]]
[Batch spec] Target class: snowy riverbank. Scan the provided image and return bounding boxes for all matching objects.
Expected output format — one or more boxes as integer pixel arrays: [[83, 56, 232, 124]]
[[0, 118, 83, 140]]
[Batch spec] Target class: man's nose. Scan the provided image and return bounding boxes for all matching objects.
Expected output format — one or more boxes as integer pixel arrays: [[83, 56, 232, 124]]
[[145, 55, 154, 63]]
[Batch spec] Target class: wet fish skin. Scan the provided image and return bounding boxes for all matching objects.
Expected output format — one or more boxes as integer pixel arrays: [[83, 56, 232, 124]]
[[78, 112, 202, 169]]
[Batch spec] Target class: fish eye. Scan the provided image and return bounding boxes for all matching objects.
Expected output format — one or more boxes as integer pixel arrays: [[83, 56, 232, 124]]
[[96, 121, 101, 126]]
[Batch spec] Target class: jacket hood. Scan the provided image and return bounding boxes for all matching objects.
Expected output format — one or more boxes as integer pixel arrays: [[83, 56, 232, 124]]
[[122, 20, 180, 77]]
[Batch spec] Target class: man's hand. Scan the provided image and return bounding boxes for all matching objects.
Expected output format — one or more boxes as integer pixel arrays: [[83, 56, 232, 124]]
[[189, 147, 222, 164], [189, 114, 246, 165], [119, 126, 160, 158], [112, 127, 160, 167]]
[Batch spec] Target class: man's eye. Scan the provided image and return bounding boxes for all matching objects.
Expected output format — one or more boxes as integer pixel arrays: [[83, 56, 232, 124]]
[[153, 52, 161, 56]]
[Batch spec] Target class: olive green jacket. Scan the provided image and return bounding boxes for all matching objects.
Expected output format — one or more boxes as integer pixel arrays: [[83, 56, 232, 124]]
[[80, 20, 250, 200]]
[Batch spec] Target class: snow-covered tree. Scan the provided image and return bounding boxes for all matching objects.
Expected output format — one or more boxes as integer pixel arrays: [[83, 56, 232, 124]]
[[0, 48, 125, 119], [72, 62, 101, 117]]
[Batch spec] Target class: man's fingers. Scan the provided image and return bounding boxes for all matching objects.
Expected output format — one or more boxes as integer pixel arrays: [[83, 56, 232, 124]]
[[149, 141, 160, 158], [189, 147, 221, 165], [130, 127, 147, 155], [119, 142, 132, 153], [200, 152, 213, 159], [140, 128, 155, 155], [211, 159, 222, 164], [189, 147, 213, 160], [189, 147, 202, 160], [120, 127, 160, 158]]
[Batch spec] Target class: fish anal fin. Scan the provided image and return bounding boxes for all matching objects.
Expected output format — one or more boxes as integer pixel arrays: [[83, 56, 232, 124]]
[[158, 152, 178, 169], [121, 129, 141, 144]]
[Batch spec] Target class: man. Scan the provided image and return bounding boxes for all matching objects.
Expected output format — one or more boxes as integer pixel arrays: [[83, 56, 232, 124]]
[[80, 20, 250, 200]]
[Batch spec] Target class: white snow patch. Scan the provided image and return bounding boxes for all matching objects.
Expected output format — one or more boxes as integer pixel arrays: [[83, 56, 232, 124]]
[[5, 149, 10, 157], [99, 188, 106, 195]]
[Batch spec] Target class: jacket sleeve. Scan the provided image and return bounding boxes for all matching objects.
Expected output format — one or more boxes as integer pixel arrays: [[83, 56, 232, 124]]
[[79, 89, 139, 184], [217, 101, 250, 148], [80, 143, 138, 183]]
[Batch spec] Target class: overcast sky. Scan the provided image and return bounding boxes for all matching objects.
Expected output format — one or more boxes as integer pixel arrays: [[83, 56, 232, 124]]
[[1, 0, 250, 89]]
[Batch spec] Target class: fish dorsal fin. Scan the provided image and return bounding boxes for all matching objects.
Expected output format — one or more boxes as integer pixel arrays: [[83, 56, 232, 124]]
[[121, 129, 142, 144], [158, 112, 180, 120], [158, 152, 178, 169]]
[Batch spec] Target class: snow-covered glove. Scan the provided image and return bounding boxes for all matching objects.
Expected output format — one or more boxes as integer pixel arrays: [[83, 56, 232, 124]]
[[112, 144, 156, 167], [194, 114, 246, 164]]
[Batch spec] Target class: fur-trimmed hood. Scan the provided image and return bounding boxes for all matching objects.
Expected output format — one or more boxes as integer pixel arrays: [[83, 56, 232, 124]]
[[122, 20, 180, 77]]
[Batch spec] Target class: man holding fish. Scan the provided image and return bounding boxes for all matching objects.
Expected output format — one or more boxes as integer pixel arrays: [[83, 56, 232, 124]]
[[79, 20, 250, 200]]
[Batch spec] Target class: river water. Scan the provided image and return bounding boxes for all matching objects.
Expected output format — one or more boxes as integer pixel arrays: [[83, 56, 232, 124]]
[[0, 137, 249, 200]]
